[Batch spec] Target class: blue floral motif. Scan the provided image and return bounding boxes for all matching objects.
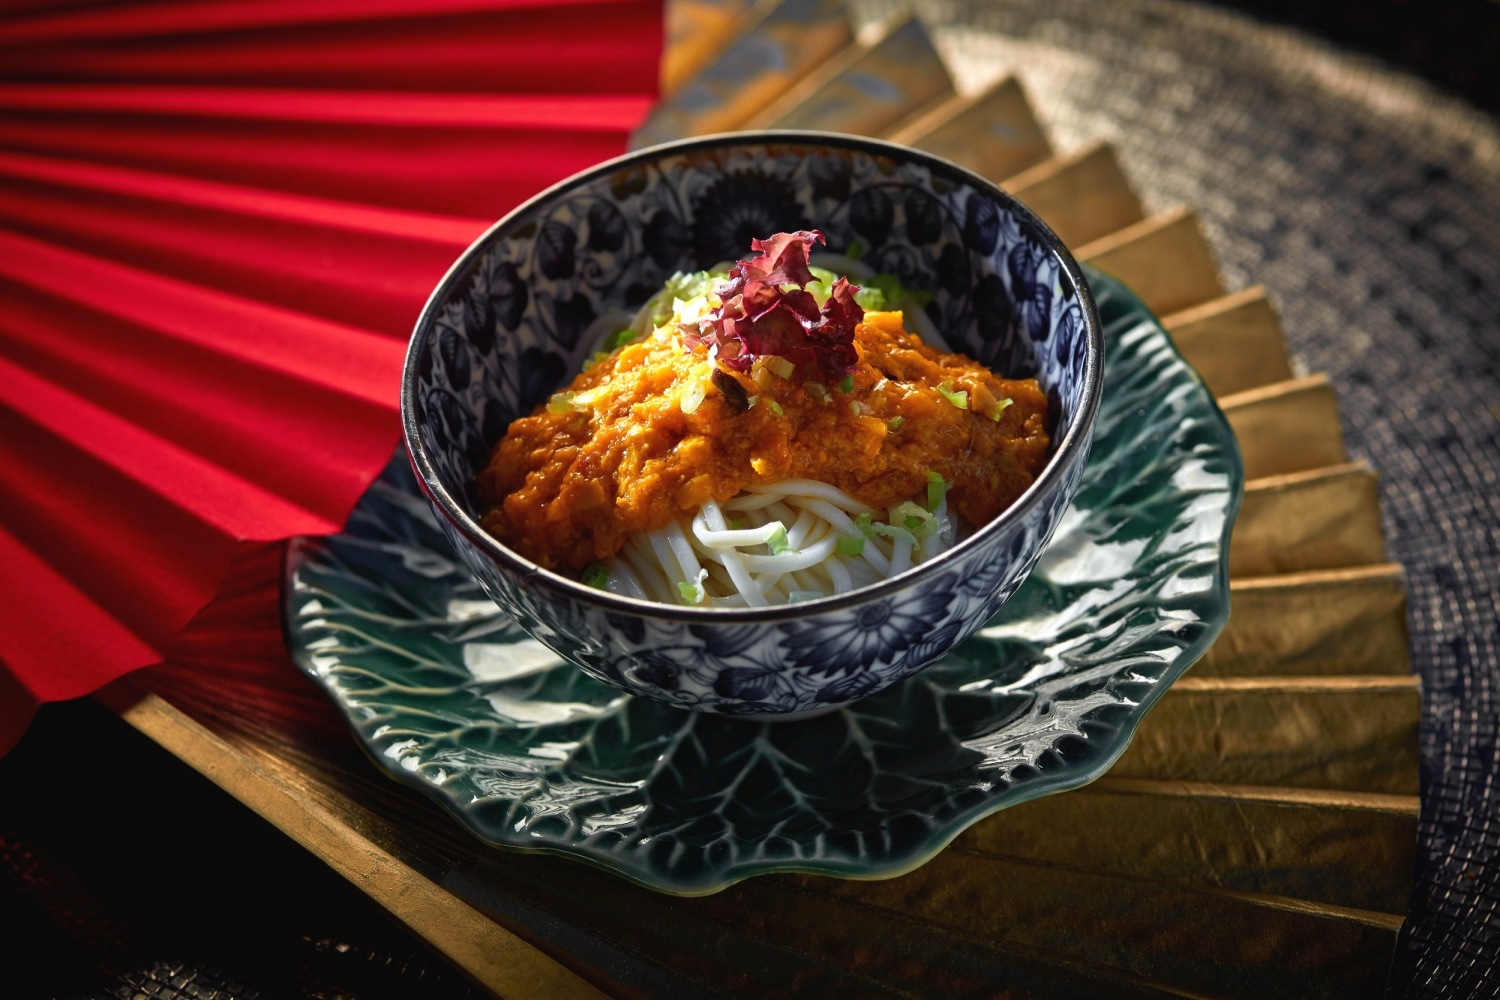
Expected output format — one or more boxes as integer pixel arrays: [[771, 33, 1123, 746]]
[[1008, 240, 1053, 341], [714, 696, 798, 716], [783, 585, 956, 676], [688, 621, 770, 660], [516, 347, 566, 410], [814, 667, 885, 704], [714, 666, 782, 703], [960, 540, 1023, 598], [605, 608, 647, 645], [904, 189, 944, 246], [489, 260, 528, 332], [626, 658, 680, 692], [585, 200, 628, 253], [806, 152, 851, 201], [536, 220, 577, 280], [643, 210, 689, 269], [1053, 300, 1085, 365], [964, 195, 1001, 254], [867, 242, 922, 287], [402, 134, 1103, 716], [461, 281, 495, 356], [436, 326, 472, 391], [689, 171, 807, 265], [936, 243, 971, 298], [293, 260, 1237, 892], [849, 186, 895, 246], [424, 388, 469, 445], [975, 272, 1012, 345], [609, 167, 648, 201], [539, 291, 595, 350]]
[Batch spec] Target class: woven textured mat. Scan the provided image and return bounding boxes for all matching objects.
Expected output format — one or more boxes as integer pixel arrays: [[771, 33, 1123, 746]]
[[3, 1, 1494, 997], [905, 3, 1498, 995]]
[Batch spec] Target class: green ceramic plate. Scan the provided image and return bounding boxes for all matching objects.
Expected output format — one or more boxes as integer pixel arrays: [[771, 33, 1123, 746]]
[[283, 268, 1242, 895]]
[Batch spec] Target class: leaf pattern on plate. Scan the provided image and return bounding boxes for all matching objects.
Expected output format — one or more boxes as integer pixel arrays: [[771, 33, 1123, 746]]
[[285, 269, 1242, 894]]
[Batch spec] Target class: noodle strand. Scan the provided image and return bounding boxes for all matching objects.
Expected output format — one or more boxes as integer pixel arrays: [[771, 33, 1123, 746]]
[[602, 481, 957, 606]]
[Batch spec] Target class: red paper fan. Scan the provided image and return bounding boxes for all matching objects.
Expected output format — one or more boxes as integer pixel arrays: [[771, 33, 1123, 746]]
[[0, 0, 664, 753]]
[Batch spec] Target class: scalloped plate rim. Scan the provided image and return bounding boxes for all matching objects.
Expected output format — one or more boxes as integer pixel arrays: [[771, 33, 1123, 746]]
[[281, 266, 1242, 896]]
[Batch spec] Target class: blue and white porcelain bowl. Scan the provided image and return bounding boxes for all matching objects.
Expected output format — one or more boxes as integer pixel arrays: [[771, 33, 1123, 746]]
[[402, 132, 1104, 718]]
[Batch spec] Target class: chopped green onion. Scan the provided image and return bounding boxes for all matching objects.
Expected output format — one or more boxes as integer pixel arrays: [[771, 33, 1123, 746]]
[[722, 520, 794, 554], [855, 512, 875, 538], [673, 294, 713, 327], [679, 378, 706, 414], [849, 399, 870, 417], [804, 381, 831, 403], [677, 569, 708, 605], [650, 270, 715, 326], [990, 398, 1014, 421], [604, 328, 638, 351], [764, 356, 795, 380], [805, 266, 838, 307], [925, 470, 952, 511], [837, 374, 855, 394], [891, 500, 937, 540], [551, 385, 610, 412], [937, 380, 969, 410], [887, 415, 905, 432], [866, 521, 920, 547], [580, 563, 609, 589], [747, 395, 759, 409], [836, 534, 866, 557], [766, 399, 784, 417], [867, 273, 933, 309]]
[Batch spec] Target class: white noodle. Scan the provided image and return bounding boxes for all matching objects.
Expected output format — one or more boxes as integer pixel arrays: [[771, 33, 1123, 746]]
[[824, 554, 854, 594], [697, 499, 768, 607], [603, 480, 958, 607], [605, 559, 650, 601], [735, 479, 869, 512], [578, 264, 962, 607]]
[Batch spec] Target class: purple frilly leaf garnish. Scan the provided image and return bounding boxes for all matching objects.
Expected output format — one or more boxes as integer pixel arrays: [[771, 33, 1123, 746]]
[[700, 230, 863, 380]]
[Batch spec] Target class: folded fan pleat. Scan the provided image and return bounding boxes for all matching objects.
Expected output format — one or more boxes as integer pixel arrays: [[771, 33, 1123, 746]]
[[0, 0, 663, 753], [0, 150, 484, 331], [0, 522, 163, 703], [0, 0, 663, 92], [0, 365, 243, 647], [0, 86, 651, 215], [0, 264, 401, 520]]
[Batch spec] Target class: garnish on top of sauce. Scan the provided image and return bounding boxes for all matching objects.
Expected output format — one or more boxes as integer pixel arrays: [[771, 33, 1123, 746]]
[[689, 230, 861, 382], [475, 245, 1052, 574]]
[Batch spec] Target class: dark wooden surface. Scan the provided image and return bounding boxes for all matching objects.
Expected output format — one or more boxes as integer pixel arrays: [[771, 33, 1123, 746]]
[[3, 2, 1496, 997]]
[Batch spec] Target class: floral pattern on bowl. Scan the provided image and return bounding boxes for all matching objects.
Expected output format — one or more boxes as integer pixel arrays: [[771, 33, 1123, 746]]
[[288, 269, 1242, 894], [403, 133, 1102, 716]]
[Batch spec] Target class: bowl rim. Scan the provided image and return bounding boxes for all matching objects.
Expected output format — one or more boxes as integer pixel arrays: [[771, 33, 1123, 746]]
[[401, 129, 1105, 623]]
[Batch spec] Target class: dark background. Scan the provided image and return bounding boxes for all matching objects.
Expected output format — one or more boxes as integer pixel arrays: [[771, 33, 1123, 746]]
[[4, 2, 1496, 997], [1215, 0, 1500, 113]]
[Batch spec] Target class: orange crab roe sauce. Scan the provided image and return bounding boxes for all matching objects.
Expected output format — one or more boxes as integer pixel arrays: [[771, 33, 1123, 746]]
[[476, 311, 1051, 570]]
